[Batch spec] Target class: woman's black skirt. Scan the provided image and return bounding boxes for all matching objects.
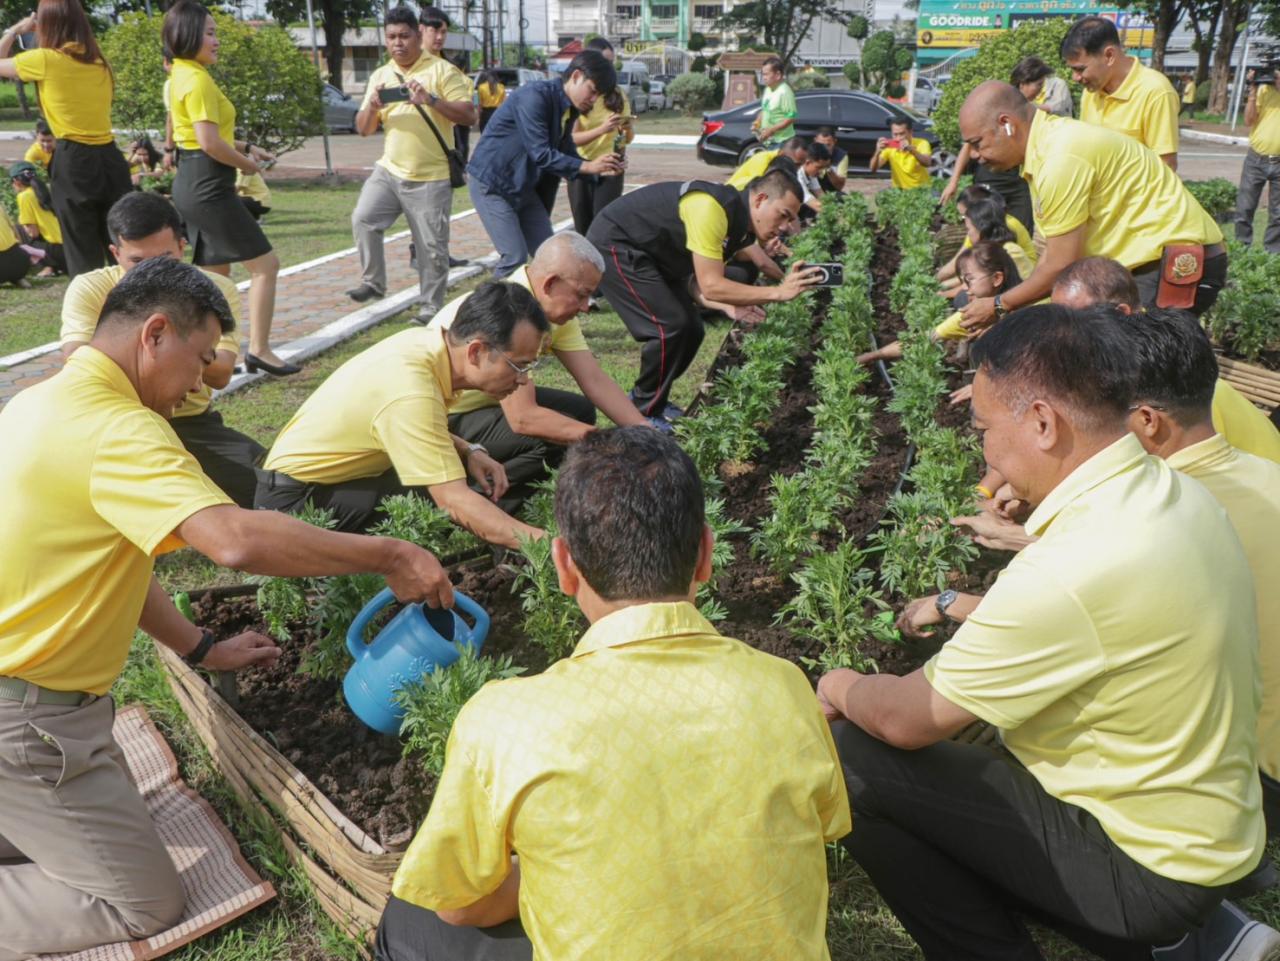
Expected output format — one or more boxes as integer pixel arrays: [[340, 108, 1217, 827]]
[[173, 148, 272, 266]]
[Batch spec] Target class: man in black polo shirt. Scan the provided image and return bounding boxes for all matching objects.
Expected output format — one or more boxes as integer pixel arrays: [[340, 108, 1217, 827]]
[[586, 170, 823, 428]]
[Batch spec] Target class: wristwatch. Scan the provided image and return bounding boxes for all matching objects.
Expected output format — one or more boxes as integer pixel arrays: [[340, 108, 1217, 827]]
[[935, 590, 960, 622], [993, 294, 1008, 320], [466, 442, 488, 460], [427, 91, 440, 107], [183, 629, 218, 667]]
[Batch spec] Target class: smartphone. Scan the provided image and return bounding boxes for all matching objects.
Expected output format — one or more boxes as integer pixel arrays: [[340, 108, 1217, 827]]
[[882, 138, 903, 150], [810, 262, 845, 288], [380, 85, 411, 103]]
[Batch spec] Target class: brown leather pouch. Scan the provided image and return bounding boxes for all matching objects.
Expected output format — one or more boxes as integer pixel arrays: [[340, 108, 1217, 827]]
[[1157, 244, 1205, 309]]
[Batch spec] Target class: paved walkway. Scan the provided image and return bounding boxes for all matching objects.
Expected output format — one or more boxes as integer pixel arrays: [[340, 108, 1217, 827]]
[[0, 188, 576, 407]]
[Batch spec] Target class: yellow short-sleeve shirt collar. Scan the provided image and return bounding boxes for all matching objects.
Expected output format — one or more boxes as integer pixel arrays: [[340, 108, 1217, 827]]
[[1024, 432, 1148, 536], [573, 601, 718, 658]]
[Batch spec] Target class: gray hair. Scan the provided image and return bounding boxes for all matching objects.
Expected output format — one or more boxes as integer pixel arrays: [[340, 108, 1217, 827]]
[[532, 230, 606, 275]]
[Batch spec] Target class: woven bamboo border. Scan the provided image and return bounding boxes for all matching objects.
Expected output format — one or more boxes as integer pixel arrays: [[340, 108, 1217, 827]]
[[158, 645, 397, 948], [1218, 355, 1280, 411]]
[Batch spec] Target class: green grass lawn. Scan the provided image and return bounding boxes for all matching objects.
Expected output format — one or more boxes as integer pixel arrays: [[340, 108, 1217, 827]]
[[0, 180, 473, 357], [632, 108, 704, 134]]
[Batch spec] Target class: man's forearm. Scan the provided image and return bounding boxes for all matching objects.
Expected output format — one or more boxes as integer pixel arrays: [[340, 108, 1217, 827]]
[[560, 351, 647, 428], [1003, 260, 1060, 311], [430, 483, 541, 549], [138, 577, 204, 655], [356, 105, 380, 136], [502, 397, 593, 444], [430, 98, 477, 126]]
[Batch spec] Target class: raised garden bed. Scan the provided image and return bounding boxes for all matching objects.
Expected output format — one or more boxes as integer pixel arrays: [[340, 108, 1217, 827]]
[[161, 190, 991, 948]]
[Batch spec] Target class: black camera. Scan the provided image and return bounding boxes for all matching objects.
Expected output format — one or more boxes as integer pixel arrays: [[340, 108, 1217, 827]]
[[809, 262, 845, 288], [1255, 72, 1277, 86], [379, 85, 412, 103]]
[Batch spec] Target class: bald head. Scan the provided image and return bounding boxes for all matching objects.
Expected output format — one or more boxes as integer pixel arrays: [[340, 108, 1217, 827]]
[[530, 231, 605, 279], [526, 231, 605, 324], [958, 81, 1035, 173]]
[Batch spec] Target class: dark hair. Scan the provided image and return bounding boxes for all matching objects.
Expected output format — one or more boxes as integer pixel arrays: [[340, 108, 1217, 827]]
[[806, 141, 831, 163], [971, 304, 1134, 429], [565, 49, 617, 95], [1061, 16, 1121, 58], [1054, 257, 1140, 310], [1010, 56, 1053, 86], [479, 70, 499, 93], [749, 167, 804, 203], [963, 196, 1014, 245], [129, 135, 162, 171], [585, 36, 614, 53], [97, 257, 234, 337], [384, 5, 419, 30], [762, 56, 784, 75], [34, 119, 51, 136], [555, 426, 705, 600], [419, 5, 449, 26], [956, 241, 1021, 291], [763, 154, 799, 178], [956, 183, 1000, 211], [163, 0, 213, 61], [106, 192, 184, 245], [779, 135, 809, 155], [890, 115, 914, 132], [448, 280, 549, 348], [11, 166, 53, 211], [815, 125, 835, 138], [38, 0, 109, 69], [1125, 307, 1218, 424]]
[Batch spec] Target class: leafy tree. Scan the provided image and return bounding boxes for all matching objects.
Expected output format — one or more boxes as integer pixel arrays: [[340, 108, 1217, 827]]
[[102, 12, 324, 155], [1115, 0, 1179, 71], [669, 71, 717, 115], [846, 14, 869, 41], [1207, 0, 1251, 113], [790, 70, 830, 90], [265, 0, 376, 90], [931, 18, 1076, 150], [844, 30, 911, 97], [688, 31, 708, 52], [714, 0, 850, 65]]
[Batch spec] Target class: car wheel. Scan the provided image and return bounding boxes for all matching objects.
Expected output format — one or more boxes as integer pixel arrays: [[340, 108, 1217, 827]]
[[737, 142, 766, 166], [931, 148, 956, 180]]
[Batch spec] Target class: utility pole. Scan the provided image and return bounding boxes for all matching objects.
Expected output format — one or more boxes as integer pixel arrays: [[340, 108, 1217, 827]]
[[519, 0, 527, 66]]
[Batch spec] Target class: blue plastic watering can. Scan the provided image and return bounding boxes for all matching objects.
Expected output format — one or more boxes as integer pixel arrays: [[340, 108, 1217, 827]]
[[342, 587, 491, 735]]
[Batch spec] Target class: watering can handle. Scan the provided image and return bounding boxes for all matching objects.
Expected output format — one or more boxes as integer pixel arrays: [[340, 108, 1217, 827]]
[[346, 587, 397, 661], [453, 591, 491, 646]]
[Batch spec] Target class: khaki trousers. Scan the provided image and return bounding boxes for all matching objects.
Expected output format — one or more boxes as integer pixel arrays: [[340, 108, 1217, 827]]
[[0, 689, 185, 960]]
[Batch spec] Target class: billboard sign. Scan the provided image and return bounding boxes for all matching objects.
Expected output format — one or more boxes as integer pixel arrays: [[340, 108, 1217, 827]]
[[916, 1, 1153, 56]]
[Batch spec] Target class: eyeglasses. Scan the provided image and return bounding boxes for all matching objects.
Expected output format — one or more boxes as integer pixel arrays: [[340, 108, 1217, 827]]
[[491, 347, 542, 376]]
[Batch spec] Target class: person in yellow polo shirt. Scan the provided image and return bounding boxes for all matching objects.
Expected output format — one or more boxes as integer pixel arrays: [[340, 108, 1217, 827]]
[[1063, 16, 1180, 168], [429, 232, 647, 508], [1182, 74, 1198, 114], [23, 118, 55, 172], [1123, 308, 1280, 843], [59, 192, 266, 508], [1237, 68, 1280, 253], [726, 136, 809, 189], [258, 280, 548, 544], [376, 427, 850, 961], [476, 70, 506, 130], [9, 161, 64, 276], [0, 5, 131, 276], [0, 257, 453, 959], [346, 6, 476, 323], [821, 304, 1270, 960], [869, 117, 932, 189], [568, 38, 633, 238], [958, 81, 1225, 333]]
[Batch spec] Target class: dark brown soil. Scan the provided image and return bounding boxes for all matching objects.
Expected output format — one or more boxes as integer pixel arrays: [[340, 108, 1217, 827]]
[[192, 221, 989, 842]]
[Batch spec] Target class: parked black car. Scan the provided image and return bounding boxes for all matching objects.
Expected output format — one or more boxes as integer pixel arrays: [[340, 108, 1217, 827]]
[[696, 89, 952, 177]]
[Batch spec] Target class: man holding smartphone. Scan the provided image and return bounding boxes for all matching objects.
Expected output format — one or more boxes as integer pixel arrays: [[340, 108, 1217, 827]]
[[869, 117, 933, 190], [346, 5, 476, 325]]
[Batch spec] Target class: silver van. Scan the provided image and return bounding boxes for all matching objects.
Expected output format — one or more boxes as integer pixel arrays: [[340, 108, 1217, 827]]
[[616, 61, 650, 114]]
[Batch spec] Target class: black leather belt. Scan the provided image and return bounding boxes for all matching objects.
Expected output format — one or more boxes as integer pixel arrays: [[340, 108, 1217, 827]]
[[254, 468, 308, 491]]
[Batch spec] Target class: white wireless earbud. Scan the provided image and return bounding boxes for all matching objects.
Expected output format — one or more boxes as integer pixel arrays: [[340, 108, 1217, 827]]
[[1003, 122, 1013, 136]]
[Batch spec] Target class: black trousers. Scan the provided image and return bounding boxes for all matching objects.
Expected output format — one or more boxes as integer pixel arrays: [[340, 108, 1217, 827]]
[[1263, 771, 1280, 840], [593, 241, 701, 417], [479, 107, 498, 132], [567, 174, 624, 237], [170, 409, 265, 509], [448, 387, 596, 515], [833, 721, 1224, 961], [29, 238, 66, 274], [0, 244, 29, 285], [254, 466, 411, 533], [375, 896, 531, 961], [239, 197, 270, 222], [1132, 250, 1229, 317], [49, 139, 132, 277]]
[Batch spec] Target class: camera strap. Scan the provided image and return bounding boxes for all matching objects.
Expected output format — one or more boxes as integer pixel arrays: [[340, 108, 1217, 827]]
[[395, 71, 467, 187]]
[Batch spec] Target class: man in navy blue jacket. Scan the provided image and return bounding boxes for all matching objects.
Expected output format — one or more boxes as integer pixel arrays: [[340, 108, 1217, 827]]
[[468, 50, 624, 277]]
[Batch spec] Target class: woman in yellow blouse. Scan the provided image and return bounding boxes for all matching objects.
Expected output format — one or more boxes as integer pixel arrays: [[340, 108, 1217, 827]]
[[0, 0, 132, 277], [476, 71, 506, 131], [569, 86, 633, 236], [164, 1, 295, 375], [0, 208, 34, 287], [9, 161, 65, 275]]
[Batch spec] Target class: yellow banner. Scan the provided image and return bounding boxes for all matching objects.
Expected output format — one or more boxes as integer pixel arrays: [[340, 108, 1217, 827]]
[[917, 27, 994, 45]]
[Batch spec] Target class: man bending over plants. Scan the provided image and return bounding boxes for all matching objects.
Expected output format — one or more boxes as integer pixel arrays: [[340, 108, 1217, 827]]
[[375, 426, 850, 961], [0, 258, 453, 959], [819, 305, 1276, 960], [256, 280, 549, 543], [427, 231, 649, 509]]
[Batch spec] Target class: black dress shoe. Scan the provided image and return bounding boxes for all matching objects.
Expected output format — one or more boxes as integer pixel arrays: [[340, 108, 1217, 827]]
[[448, 256, 470, 268], [345, 283, 383, 303], [245, 353, 302, 376]]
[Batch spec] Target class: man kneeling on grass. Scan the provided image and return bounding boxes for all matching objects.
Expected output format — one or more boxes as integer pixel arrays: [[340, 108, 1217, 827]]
[[375, 427, 851, 961], [818, 305, 1275, 961]]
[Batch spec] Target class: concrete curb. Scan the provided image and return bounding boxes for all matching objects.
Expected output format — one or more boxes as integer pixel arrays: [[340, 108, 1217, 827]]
[[1181, 126, 1248, 147]]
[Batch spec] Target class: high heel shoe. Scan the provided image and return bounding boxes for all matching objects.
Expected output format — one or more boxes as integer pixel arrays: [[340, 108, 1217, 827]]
[[244, 353, 302, 376]]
